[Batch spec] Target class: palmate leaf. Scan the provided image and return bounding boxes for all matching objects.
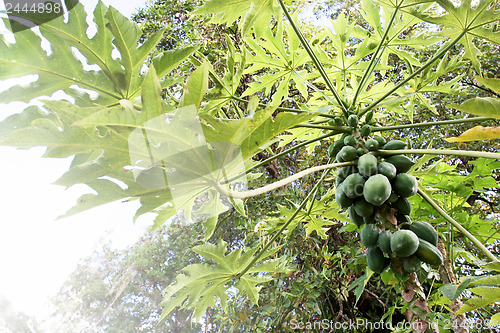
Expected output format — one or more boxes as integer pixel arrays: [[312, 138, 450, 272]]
[[412, 0, 500, 72], [456, 274, 500, 316], [444, 126, 500, 142], [243, 19, 310, 104], [160, 239, 287, 321], [0, 0, 194, 105], [265, 190, 348, 239], [192, 0, 280, 37]]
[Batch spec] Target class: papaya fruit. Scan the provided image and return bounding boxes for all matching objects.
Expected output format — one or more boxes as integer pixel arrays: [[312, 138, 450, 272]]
[[415, 239, 443, 266], [336, 151, 345, 162], [366, 247, 387, 273], [397, 214, 412, 224], [394, 197, 412, 215], [373, 135, 386, 146], [328, 142, 338, 158], [390, 230, 419, 257], [378, 230, 392, 254], [335, 176, 344, 186], [363, 174, 392, 206], [348, 205, 365, 227], [393, 173, 418, 197], [342, 173, 365, 198], [363, 215, 376, 224], [360, 223, 380, 248], [360, 124, 371, 137], [358, 154, 378, 177], [357, 148, 365, 156], [338, 165, 358, 179], [382, 140, 407, 150], [353, 197, 375, 217], [365, 138, 379, 151], [403, 256, 421, 273], [335, 184, 354, 209], [344, 135, 357, 146], [334, 117, 343, 126], [347, 114, 359, 128], [410, 221, 438, 246], [377, 162, 397, 180], [386, 155, 414, 173], [365, 110, 374, 123], [387, 192, 399, 204], [338, 146, 358, 161]]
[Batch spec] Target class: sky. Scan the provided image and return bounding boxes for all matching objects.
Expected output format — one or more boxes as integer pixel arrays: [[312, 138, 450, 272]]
[[0, 0, 150, 322]]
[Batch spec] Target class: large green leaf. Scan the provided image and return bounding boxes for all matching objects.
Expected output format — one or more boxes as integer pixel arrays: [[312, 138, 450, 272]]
[[160, 240, 286, 321], [243, 19, 310, 104], [413, 0, 500, 72], [448, 97, 500, 118], [192, 0, 280, 37], [0, 0, 192, 106]]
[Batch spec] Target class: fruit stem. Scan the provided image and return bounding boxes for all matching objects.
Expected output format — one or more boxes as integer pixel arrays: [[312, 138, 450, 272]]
[[214, 161, 354, 199], [378, 149, 500, 160], [371, 117, 493, 132], [235, 161, 335, 279], [418, 188, 499, 262], [359, 30, 468, 117], [276, 0, 349, 114], [220, 131, 340, 184]]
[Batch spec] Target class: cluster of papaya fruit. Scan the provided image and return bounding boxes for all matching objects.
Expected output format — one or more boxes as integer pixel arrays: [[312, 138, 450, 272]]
[[329, 114, 443, 274]]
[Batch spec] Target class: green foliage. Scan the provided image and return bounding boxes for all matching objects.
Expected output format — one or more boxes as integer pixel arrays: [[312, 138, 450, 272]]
[[160, 239, 287, 321]]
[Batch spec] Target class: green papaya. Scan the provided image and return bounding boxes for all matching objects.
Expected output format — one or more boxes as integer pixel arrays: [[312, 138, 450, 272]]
[[394, 197, 412, 215], [373, 135, 386, 146], [348, 114, 359, 128], [353, 197, 375, 217], [327, 142, 338, 158], [348, 205, 365, 227], [360, 124, 371, 137], [390, 230, 419, 257], [415, 239, 443, 266], [344, 135, 357, 146], [382, 140, 407, 150], [365, 138, 379, 151], [393, 173, 418, 197], [336, 184, 354, 209], [342, 173, 365, 198], [360, 224, 380, 248], [378, 230, 392, 254], [338, 165, 358, 179], [363, 174, 392, 206], [377, 162, 397, 180], [334, 117, 343, 126], [358, 154, 378, 177], [357, 148, 365, 156], [386, 155, 414, 173], [365, 110, 374, 123], [410, 221, 438, 246], [338, 146, 358, 161], [366, 247, 387, 273], [403, 256, 421, 273], [397, 214, 412, 224], [386, 192, 399, 204], [363, 215, 376, 224]]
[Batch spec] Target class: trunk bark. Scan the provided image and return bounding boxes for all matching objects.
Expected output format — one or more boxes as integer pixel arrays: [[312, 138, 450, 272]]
[[437, 239, 469, 333]]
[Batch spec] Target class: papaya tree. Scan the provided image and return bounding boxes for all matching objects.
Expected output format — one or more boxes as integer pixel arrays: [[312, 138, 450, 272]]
[[1, 0, 500, 332]]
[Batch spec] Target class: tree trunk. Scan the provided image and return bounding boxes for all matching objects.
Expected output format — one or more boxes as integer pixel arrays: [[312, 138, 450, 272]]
[[437, 239, 469, 333]]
